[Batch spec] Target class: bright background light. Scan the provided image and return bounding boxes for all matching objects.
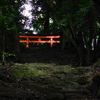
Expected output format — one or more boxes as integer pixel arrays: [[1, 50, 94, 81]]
[[21, 0, 37, 33], [22, 3, 32, 19]]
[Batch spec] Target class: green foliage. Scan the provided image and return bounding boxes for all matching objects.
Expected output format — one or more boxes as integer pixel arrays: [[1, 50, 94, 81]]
[[2, 52, 16, 57], [20, 29, 33, 34], [30, 0, 100, 65], [2, 52, 16, 64], [0, 0, 29, 63], [19, 39, 26, 46], [30, 0, 95, 34], [0, 0, 28, 34]]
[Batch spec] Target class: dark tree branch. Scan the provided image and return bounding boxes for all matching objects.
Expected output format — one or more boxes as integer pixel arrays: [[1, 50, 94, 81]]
[[93, 0, 100, 6]]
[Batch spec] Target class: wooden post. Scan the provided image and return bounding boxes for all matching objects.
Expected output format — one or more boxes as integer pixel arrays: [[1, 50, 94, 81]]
[[38, 38, 41, 42], [50, 38, 53, 47], [26, 38, 29, 48]]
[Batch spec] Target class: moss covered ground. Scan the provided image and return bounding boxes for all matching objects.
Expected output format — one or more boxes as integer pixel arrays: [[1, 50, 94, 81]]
[[0, 46, 99, 99]]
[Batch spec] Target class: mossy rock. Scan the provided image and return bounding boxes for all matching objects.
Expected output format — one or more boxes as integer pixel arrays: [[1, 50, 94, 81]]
[[47, 93, 64, 100], [76, 76, 88, 85], [0, 72, 15, 82], [10, 65, 49, 79], [71, 70, 79, 75], [52, 65, 71, 73], [65, 93, 88, 99], [72, 67, 89, 75]]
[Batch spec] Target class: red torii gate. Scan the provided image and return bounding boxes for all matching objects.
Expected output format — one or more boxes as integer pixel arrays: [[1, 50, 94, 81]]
[[19, 34, 60, 48]]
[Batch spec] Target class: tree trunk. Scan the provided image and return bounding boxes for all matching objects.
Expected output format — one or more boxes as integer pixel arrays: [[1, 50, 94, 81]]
[[88, 9, 95, 63], [2, 33, 5, 65], [86, 44, 91, 65], [76, 31, 84, 66], [95, 35, 100, 59], [44, 11, 50, 35], [14, 31, 20, 61], [0, 35, 2, 61], [62, 27, 84, 66]]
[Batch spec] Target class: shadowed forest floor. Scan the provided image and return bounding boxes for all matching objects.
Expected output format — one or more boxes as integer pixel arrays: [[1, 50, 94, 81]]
[[0, 46, 99, 100], [20, 46, 78, 66]]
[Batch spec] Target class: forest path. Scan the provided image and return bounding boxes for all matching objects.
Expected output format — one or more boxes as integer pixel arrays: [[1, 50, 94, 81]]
[[0, 46, 94, 99]]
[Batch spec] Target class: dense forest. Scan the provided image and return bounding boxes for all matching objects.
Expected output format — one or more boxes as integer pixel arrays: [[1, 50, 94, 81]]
[[0, 0, 100, 99], [0, 0, 100, 66], [30, 0, 100, 66]]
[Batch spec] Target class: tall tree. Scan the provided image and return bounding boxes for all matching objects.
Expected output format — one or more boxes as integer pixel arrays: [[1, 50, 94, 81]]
[[0, 0, 27, 63]]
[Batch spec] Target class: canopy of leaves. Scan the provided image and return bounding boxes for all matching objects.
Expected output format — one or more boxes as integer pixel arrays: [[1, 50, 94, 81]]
[[30, 0, 100, 65], [0, 0, 28, 34]]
